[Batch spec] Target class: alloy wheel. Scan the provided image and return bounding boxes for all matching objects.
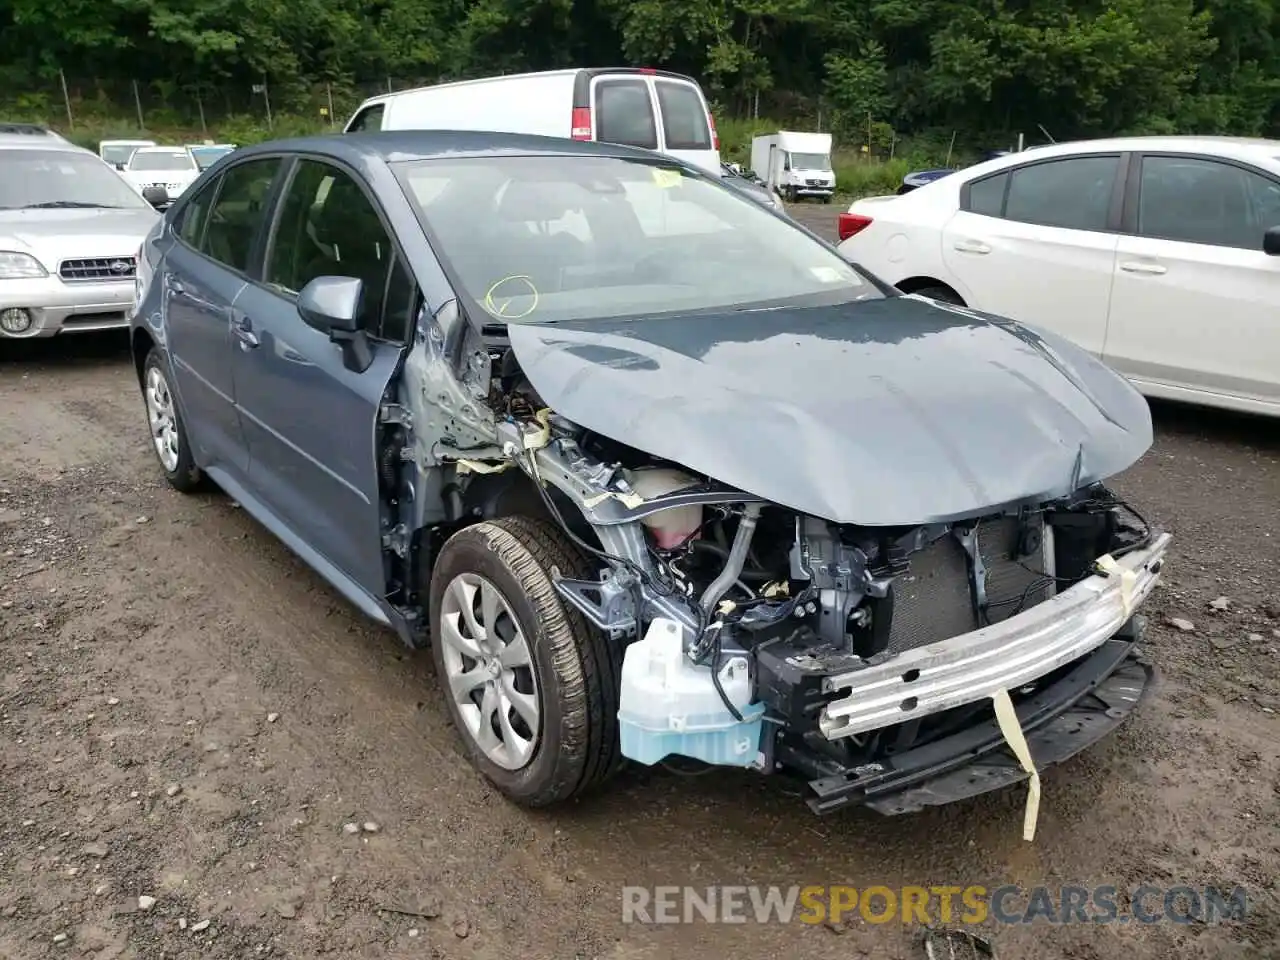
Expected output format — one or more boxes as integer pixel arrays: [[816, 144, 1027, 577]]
[[438, 572, 541, 770], [144, 365, 180, 472]]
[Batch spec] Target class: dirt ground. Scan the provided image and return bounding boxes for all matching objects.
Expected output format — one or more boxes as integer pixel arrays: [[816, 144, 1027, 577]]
[[2, 207, 1278, 960]]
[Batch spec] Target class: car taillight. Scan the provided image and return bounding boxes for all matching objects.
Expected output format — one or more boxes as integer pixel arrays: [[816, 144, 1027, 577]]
[[639, 67, 656, 74], [708, 113, 719, 150], [837, 213, 873, 241], [571, 107, 592, 140]]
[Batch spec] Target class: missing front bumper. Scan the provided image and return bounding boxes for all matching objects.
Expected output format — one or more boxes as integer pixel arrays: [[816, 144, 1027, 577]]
[[818, 532, 1170, 740], [806, 633, 1155, 815]]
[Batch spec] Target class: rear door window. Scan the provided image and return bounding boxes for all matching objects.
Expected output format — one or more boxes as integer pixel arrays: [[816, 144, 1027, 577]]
[[654, 81, 710, 150], [1002, 156, 1119, 232], [199, 159, 282, 274], [594, 79, 658, 150]]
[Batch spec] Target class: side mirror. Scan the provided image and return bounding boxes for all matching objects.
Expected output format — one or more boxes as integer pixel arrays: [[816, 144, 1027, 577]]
[[141, 186, 169, 209], [1264, 226, 1280, 256], [297, 276, 372, 372]]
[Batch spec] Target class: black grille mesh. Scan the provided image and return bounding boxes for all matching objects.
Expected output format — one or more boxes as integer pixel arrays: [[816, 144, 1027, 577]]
[[886, 536, 977, 655], [884, 517, 1054, 655]]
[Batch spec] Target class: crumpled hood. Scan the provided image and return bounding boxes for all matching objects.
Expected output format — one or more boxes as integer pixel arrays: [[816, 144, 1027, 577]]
[[0, 208, 159, 268], [505, 296, 1154, 525]]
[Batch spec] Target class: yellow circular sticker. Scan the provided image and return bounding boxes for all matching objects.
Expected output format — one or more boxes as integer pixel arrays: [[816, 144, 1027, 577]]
[[483, 275, 539, 319]]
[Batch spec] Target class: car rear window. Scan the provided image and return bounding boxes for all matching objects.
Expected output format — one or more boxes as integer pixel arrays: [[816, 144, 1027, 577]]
[[395, 155, 878, 325], [129, 150, 197, 172], [594, 79, 658, 150], [655, 81, 710, 151]]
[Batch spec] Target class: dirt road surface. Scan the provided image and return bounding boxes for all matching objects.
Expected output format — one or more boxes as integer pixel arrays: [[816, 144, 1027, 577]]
[[2, 206, 1278, 960]]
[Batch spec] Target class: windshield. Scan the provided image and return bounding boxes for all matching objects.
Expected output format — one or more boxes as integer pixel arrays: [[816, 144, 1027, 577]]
[[127, 150, 197, 172], [0, 150, 150, 210], [395, 155, 876, 324], [101, 144, 145, 165], [190, 146, 233, 170], [789, 152, 830, 170]]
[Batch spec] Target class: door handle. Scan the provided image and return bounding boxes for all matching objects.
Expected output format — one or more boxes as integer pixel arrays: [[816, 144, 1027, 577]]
[[233, 317, 260, 349], [164, 275, 186, 295], [952, 239, 991, 254], [1119, 261, 1167, 275]]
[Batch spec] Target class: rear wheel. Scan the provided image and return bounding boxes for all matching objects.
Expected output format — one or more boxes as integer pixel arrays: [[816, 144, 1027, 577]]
[[429, 517, 623, 806], [909, 284, 965, 306], [142, 348, 202, 492]]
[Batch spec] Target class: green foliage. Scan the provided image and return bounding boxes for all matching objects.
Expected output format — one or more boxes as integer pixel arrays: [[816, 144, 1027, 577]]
[[2, 0, 1279, 164]]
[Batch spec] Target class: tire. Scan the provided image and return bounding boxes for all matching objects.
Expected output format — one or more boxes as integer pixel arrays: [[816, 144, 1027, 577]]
[[141, 347, 202, 492], [821, 195, 832, 204], [429, 516, 623, 806], [911, 284, 965, 306]]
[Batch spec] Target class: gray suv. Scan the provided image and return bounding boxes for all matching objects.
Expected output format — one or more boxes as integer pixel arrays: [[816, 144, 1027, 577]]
[[0, 131, 159, 339]]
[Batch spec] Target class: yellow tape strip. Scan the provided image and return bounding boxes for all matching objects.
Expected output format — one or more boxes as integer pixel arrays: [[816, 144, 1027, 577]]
[[992, 688, 1041, 843], [524, 408, 553, 451], [582, 490, 646, 510], [455, 459, 511, 475], [1094, 554, 1137, 617]]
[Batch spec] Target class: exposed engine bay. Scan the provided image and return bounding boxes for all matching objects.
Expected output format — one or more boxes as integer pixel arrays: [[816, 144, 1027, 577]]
[[384, 301, 1171, 815]]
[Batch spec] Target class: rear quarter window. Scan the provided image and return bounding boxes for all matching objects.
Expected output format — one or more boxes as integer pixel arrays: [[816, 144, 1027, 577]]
[[655, 81, 711, 150], [594, 79, 658, 150]]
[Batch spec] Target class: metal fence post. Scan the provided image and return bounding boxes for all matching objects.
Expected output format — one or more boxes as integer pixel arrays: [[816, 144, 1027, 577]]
[[326, 83, 336, 129], [196, 90, 207, 136], [59, 69, 74, 131], [133, 79, 145, 130], [262, 77, 273, 129]]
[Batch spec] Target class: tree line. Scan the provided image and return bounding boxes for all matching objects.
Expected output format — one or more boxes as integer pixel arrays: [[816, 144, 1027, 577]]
[[2, 0, 1278, 145]]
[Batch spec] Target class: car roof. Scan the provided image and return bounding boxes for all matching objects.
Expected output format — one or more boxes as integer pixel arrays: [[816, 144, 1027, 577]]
[[352, 67, 698, 111], [132, 145, 191, 153], [234, 129, 684, 167], [0, 133, 90, 154], [992, 135, 1280, 164]]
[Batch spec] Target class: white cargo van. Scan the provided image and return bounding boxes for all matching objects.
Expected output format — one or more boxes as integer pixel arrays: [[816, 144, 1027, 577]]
[[750, 131, 836, 203], [344, 68, 721, 174]]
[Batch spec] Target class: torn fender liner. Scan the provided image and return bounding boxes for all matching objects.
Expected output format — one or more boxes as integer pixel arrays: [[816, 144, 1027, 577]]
[[505, 298, 1153, 526]]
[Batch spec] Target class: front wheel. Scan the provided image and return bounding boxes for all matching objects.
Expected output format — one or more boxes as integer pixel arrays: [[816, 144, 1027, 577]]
[[429, 517, 623, 806], [142, 348, 202, 492]]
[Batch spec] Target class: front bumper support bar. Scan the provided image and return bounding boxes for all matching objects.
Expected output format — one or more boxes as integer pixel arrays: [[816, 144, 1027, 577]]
[[818, 532, 1170, 740], [806, 633, 1154, 815]]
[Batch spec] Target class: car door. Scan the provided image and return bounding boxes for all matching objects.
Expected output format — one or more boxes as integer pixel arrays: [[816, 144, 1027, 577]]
[[161, 158, 283, 476], [1103, 153, 1280, 408], [940, 153, 1125, 357], [231, 156, 416, 600]]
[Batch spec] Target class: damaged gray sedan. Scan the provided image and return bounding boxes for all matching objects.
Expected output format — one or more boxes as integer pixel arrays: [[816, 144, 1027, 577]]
[[129, 131, 1169, 816]]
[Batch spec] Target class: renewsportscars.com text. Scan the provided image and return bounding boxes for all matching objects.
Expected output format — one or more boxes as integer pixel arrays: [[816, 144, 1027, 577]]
[[621, 884, 1248, 926]]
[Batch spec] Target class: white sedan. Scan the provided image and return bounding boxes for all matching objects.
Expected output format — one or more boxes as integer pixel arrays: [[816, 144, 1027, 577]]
[[837, 136, 1280, 417]]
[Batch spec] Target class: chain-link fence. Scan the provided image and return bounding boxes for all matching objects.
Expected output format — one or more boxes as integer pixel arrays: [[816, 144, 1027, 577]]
[[3, 72, 970, 175], [4, 74, 455, 144]]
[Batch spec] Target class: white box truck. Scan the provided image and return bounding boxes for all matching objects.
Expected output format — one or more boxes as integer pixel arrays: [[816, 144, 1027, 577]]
[[750, 131, 836, 203], [344, 68, 722, 174]]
